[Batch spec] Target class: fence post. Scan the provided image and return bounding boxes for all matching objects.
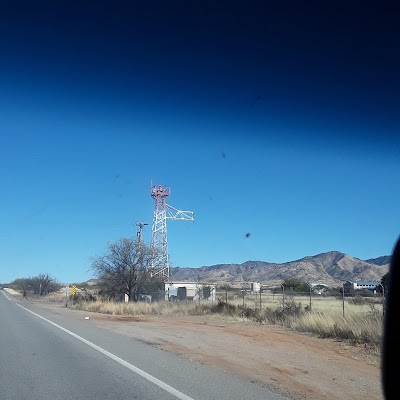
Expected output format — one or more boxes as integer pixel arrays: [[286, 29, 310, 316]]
[[281, 284, 285, 308], [342, 283, 345, 318], [259, 290, 262, 311]]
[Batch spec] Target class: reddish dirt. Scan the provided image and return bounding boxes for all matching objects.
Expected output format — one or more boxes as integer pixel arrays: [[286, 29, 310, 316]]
[[27, 301, 383, 400]]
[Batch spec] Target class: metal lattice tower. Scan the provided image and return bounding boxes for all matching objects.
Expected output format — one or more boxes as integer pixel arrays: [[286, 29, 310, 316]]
[[150, 185, 194, 278]]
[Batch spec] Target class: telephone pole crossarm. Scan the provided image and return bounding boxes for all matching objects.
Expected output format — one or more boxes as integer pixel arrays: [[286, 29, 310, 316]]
[[135, 222, 148, 242]]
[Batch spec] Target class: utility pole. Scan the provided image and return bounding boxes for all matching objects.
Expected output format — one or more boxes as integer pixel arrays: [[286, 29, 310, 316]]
[[342, 283, 345, 318], [308, 283, 312, 312], [136, 222, 147, 275], [135, 222, 148, 243], [380, 283, 385, 316]]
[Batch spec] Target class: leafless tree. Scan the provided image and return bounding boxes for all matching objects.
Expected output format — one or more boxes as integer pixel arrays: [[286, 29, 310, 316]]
[[91, 237, 162, 301], [27, 273, 60, 295]]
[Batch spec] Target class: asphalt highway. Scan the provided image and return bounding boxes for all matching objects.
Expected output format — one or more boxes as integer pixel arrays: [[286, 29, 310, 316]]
[[0, 290, 292, 400]]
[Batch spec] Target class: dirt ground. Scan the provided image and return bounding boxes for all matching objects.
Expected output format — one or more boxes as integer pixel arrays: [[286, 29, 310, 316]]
[[22, 299, 384, 400]]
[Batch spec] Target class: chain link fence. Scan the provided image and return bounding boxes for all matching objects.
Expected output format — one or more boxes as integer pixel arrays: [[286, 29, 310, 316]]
[[194, 284, 386, 318]]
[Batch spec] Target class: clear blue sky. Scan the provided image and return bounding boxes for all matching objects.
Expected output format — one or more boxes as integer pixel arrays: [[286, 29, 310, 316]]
[[1, 2, 399, 283]]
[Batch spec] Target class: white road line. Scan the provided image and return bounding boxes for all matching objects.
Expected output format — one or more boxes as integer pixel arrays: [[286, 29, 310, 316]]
[[1, 290, 12, 300], [16, 303, 194, 400]]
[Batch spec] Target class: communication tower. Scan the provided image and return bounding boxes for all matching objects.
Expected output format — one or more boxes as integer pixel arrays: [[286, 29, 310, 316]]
[[150, 185, 194, 278]]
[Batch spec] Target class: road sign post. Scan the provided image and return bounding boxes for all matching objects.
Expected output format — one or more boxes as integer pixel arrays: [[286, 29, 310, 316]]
[[71, 285, 77, 303]]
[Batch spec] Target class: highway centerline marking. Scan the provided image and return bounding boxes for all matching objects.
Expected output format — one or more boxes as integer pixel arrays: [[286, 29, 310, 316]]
[[15, 303, 194, 400]]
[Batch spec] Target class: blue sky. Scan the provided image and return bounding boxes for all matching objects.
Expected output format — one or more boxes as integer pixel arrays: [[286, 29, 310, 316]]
[[1, 2, 399, 283]]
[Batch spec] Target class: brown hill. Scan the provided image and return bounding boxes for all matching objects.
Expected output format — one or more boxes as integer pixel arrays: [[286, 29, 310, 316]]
[[364, 255, 391, 267], [170, 251, 389, 286]]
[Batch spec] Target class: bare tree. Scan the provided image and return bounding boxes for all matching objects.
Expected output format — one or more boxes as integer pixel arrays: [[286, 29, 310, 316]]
[[91, 237, 162, 301], [10, 274, 60, 295], [29, 273, 60, 295], [9, 278, 31, 292]]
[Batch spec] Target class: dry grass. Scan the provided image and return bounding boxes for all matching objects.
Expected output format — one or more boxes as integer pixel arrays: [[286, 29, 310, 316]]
[[4, 287, 22, 297], [45, 293, 67, 302], [220, 293, 384, 313], [294, 306, 383, 345], [3, 288, 70, 303], [71, 299, 212, 317], [70, 295, 384, 349]]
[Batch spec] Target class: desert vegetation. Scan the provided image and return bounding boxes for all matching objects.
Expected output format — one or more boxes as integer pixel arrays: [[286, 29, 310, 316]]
[[7, 273, 61, 297], [69, 290, 384, 349], [4, 262, 386, 352]]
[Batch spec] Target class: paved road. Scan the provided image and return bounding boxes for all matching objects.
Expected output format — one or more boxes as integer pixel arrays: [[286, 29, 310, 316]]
[[0, 290, 291, 400]]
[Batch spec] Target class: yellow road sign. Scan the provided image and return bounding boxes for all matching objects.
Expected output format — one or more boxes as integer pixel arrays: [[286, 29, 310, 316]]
[[71, 285, 77, 296]]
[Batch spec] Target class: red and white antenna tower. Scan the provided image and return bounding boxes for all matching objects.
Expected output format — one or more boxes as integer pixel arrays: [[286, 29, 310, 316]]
[[150, 184, 194, 278]]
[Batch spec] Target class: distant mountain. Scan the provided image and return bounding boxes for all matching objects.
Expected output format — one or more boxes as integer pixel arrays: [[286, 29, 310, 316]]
[[364, 255, 391, 266], [170, 251, 389, 286]]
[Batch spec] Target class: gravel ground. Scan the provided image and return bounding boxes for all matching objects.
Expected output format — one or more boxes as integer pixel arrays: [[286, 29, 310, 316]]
[[26, 300, 384, 400]]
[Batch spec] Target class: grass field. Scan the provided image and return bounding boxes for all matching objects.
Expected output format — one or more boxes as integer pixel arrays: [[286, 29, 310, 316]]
[[69, 291, 384, 349]]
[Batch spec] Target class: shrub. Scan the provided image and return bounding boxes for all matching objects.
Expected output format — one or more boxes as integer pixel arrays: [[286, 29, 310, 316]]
[[211, 300, 237, 316], [349, 295, 370, 305], [69, 292, 97, 303]]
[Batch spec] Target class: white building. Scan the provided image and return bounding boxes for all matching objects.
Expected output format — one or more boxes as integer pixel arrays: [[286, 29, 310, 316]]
[[343, 280, 380, 292], [165, 282, 216, 301], [250, 282, 261, 294]]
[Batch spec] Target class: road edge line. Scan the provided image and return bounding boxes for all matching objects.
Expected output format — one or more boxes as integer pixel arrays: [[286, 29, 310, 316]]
[[0, 290, 12, 300], [16, 303, 194, 400]]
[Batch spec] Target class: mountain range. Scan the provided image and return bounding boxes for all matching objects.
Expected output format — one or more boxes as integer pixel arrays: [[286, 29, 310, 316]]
[[170, 251, 391, 287]]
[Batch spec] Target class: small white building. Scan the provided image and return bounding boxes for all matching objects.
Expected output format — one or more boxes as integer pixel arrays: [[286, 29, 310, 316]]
[[250, 282, 261, 294], [165, 282, 216, 301], [343, 280, 380, 292]]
